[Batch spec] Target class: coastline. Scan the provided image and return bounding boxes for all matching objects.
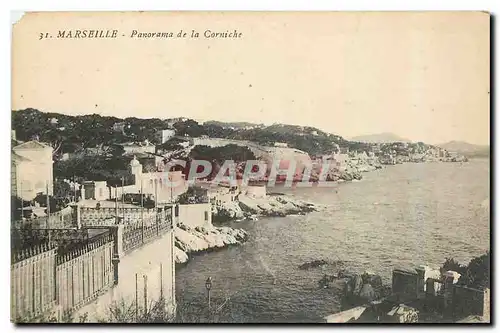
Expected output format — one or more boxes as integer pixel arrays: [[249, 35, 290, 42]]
[[175, 156, 471, 265]]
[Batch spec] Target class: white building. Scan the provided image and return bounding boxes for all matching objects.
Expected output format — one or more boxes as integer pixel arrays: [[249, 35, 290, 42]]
[[112, 122, 126, 133], [156, 129, 176, 144], [82, 181, 109, 201], [11, 140, 54, 201], [274, 142, 288, 148], [127, 156, 188, 203], [120, 142, 156, 155]]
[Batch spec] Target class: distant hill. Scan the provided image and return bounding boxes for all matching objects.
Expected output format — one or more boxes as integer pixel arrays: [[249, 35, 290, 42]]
[[438, 141, 490, 158], [204, 120, 265, 129], [350, 133, 411, 143]]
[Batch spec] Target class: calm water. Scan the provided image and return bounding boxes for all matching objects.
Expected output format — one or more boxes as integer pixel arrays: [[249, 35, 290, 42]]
[[176, 159, 490, 323]]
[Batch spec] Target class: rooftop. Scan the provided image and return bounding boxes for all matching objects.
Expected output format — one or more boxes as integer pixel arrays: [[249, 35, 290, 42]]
[[13, 140, 52, 151]]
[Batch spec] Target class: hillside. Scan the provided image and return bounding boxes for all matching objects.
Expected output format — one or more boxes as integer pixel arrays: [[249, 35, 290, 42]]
[[437, 141, 490, 158], [351, 133, 411, 143], [11, 109, 354, 156], [204, 120, 265, 129], [11, 108, 456, 160]]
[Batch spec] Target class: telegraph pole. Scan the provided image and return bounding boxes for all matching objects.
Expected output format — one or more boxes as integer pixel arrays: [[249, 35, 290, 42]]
[[114, 186, 118, 224], [46, 182, 51, 229], [154, 179, 158, 209], [169, 174, 173, 203], [20, 181, 24, 219], [46, 182, 51, 244], [141, 179, 144, 242], [122, 176, 125, 222]]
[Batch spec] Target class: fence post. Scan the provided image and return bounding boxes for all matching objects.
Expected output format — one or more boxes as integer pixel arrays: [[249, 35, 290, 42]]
[[111, 226, 120, 286], [160, 263, 163, 300], [73, 204, 81, 229], [135, 274, 139, 321], [114, 225, 124, 258], [143, 275, 148, 316], [156, 211, 160, 236]]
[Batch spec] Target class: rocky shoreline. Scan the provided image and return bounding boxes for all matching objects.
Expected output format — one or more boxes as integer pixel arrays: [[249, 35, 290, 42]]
[[177, 154, 469, 265], [212, 193, 318, 222], [299, 259, 391, 306], [175, 192, 318, 264], [174, 223, 248, 264]]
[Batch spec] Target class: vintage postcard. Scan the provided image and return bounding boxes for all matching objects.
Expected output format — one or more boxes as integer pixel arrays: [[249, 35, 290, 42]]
[[10, 11, 490, 324]]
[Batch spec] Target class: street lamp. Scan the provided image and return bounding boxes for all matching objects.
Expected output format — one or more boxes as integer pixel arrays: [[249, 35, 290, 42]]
[[205, 277, 212, 314]]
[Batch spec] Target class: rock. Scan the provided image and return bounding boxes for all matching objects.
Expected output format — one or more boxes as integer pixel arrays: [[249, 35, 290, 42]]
[[299, 259, 328, 270], [175, 246, 189, 264], [351, 274, 364, 295], [358, 283, 376, 302], [362, 272, 383, 290], [174, 223, 248, 264], [340, 278, 352, 294], [238, 194, 317, 218], [212, 200, 245, 222]]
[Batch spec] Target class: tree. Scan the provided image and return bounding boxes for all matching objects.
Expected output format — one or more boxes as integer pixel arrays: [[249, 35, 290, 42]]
[[177, 186, 208, 204], [459, 252, 490, 289], [173, 119, 206, 137], [440, 253, 491, 289], [109, 145, 125, 157], [33, 194, 60, 213], [440, 258, 466, 275], [11, 196, 24, 220], [54, 179, 73, 198]]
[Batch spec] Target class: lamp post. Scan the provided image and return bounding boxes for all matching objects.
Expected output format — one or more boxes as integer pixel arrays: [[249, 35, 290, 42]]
[[121, 176, 125, 222], [205, 277, 212, 315]]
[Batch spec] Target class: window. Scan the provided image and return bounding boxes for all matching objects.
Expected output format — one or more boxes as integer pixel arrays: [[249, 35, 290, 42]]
[[204, 211, 209, 221]]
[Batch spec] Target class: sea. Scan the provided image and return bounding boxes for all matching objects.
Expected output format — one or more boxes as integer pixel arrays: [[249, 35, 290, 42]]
[[175, 159, 490, 323]]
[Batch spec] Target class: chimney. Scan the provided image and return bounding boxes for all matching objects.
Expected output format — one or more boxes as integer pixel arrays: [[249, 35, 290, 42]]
[[11, 130, 16, 141]]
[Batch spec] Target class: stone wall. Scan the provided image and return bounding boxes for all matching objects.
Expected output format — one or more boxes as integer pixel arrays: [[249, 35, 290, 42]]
[[452, 285, 490, 320], [392, 268, 419, 302]]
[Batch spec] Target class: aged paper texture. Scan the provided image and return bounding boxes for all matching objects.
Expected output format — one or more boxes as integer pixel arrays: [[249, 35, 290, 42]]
[[11, 11, 490, 324]]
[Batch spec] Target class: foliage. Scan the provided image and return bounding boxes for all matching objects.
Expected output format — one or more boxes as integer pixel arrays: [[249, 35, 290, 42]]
[[440, 258, 467, 275], [12, 109, 171, 151], [32, 194, 63, 213], [15, 309, 88, 324], [173, 119, 206, 137], [11, 196, 24, 220], [53, 178, 74, 198], [157, 138, 187, 152], [440, 252, 490, 289], [12, 109, 349, 157], [13, 108, 451, 166], [53, 154, 131, 185], [16, 294, 233, 323], [458, 251, 490, 289], [189, 144, 256, 164], [177, 186, 208, 204]]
